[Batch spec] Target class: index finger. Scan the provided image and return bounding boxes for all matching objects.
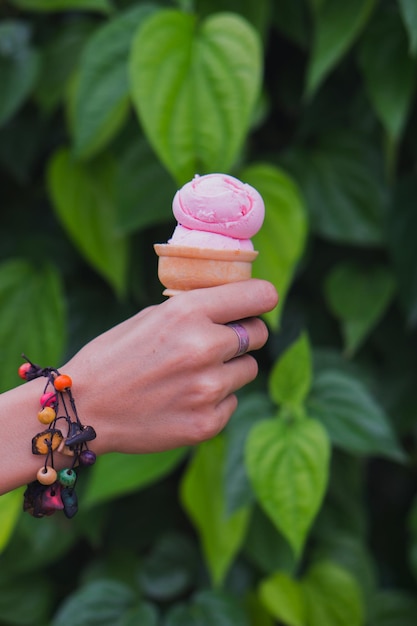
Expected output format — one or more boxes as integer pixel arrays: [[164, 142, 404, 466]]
[[178, 279, 279, 324]]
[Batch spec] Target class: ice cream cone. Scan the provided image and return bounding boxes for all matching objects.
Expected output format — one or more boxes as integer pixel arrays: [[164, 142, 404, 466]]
[[154, 244, 258, 296]]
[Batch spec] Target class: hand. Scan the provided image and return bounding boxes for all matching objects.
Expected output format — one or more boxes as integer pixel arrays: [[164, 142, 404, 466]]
[[64, 279, 278, 455]]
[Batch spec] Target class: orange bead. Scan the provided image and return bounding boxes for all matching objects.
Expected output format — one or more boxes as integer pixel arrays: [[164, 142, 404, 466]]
[[54, 374, 72, 391], [37, 466, 57, 485], [38, 407, 56, 425]]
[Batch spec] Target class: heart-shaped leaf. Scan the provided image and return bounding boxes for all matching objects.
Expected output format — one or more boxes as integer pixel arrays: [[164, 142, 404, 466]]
[[246, 417, 330, 557], [283, 132, 386, 245], [358, 7, 417, 143], [73, 4, 156, 159], [268, 332, 312, 408], [0, 259, 66, 393], [259, 572, 306, 626], [324, 262, 396, 356], [181, 436, 251, 586], [306, 369, 406, 462], [47, 148, 128, 296], [241, 163, 307, 329], [302, 561, 364, 626], [130, 10, 262, 184], [83, 447, 187, 507], [306, 0, 376, 97], [164, 590, 250, 626]]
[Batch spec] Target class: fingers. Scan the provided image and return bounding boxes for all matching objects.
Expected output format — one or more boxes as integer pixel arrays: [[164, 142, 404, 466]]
[[172, 279, 279, 324]]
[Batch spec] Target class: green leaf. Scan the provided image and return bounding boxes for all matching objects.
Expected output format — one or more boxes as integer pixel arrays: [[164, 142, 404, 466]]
[[196, 0, 272, 37], [34, 20, 94, 113], [114, 133, 176, 234], [357, 7, 417, 143], [283, 133, 386, 245], [0, 259, 66, 393], [121, 604, 159, 626], [368, 590, 417, 626], [307, 369, 406, 462], [52, 579, 137, 626], [0, 21, 40, 126], [83, 448, 187, 507], [225, 392, 274, 514], [259, 572, 306, 626], [272, 0, 310, 48], [245, 592, 275, 626], [269, 332, 312, 407], [302, 561, 364, 626], [138, 532, 198, 602], [240, 163, 307, 328], [180, 436, 251, 586], [0, 489, 23, 554], [244, 506, 297, 576], [73, 4, 156, 159], [0, 573, 51, 624], [164, 589, 250, 626], [246, 418, 330, 557], [398, 0, 417, 55], [1, 512, 78, 575], [324, 262, 396, 356], [306, 0, 376, 97], [130, 10, 262, 184], [387, 176, 417, 325], [9, 0, 112, 12], [47, 148, 128, 296]]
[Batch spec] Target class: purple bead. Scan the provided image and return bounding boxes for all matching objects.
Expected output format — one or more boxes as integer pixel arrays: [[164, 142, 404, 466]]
[[79, 450, 97, 466]]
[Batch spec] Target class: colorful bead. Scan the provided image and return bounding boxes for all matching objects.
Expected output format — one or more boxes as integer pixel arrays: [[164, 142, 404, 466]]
[[61, 487, 78, 518], [54, 374, 72, 391], [32, 429, 63, 455], [41, 483, 64, 511], [65, 424, 96, 447], [57, 439, 75, 456], [37, 465, 57, 485], [58, 468, 76, 487], [37, 406, 56, 425], [79, 449, 97, 466], [19, 356, 97, 519], [40, 392, 57, 408], [18, 362, 32, 380]]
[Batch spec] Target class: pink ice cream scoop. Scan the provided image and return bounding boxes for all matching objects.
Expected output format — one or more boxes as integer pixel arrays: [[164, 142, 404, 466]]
[[154, 173, 265, 295], [170, 173, 265, 246]]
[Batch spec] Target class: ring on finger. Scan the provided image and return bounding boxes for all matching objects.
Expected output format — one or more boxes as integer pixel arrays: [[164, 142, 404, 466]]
[[226, 322, 250, 358]]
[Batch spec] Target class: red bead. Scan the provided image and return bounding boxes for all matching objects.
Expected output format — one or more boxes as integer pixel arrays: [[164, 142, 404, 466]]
[[18, 362, 32, 380], [54, 374, 72, 391], [40, 392, 57, 408]]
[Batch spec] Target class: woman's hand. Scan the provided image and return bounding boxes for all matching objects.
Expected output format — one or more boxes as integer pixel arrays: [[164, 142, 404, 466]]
[[64, 279, 278, 455]]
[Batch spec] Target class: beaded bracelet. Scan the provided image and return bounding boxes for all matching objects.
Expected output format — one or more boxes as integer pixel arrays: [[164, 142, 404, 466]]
[[18, 355, 97, 519]]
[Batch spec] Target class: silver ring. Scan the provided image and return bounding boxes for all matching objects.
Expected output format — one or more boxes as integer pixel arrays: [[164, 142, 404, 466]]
[[226, 322, 250, 357]]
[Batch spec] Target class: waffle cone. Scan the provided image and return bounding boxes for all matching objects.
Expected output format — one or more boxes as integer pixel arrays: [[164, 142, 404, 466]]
[[154, 244, 258, 296]]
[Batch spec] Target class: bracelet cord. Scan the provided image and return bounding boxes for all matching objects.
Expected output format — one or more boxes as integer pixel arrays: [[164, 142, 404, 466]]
[[19, 355, 97, 518]]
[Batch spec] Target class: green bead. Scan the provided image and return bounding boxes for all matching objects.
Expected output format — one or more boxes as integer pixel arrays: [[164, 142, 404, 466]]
[[58, 468, 76, 487]]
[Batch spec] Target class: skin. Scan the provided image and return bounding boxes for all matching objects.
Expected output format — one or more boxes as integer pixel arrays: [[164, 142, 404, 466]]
[[0, 279, 278, 494]]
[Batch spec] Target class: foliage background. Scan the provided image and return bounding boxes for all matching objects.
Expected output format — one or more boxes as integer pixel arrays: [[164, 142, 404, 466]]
[[1, 0, 417, 624]]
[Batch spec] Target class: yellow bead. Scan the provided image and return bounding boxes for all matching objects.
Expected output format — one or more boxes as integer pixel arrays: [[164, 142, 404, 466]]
[[37, 466, 57, 485], [38, 407, 56, 425]]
